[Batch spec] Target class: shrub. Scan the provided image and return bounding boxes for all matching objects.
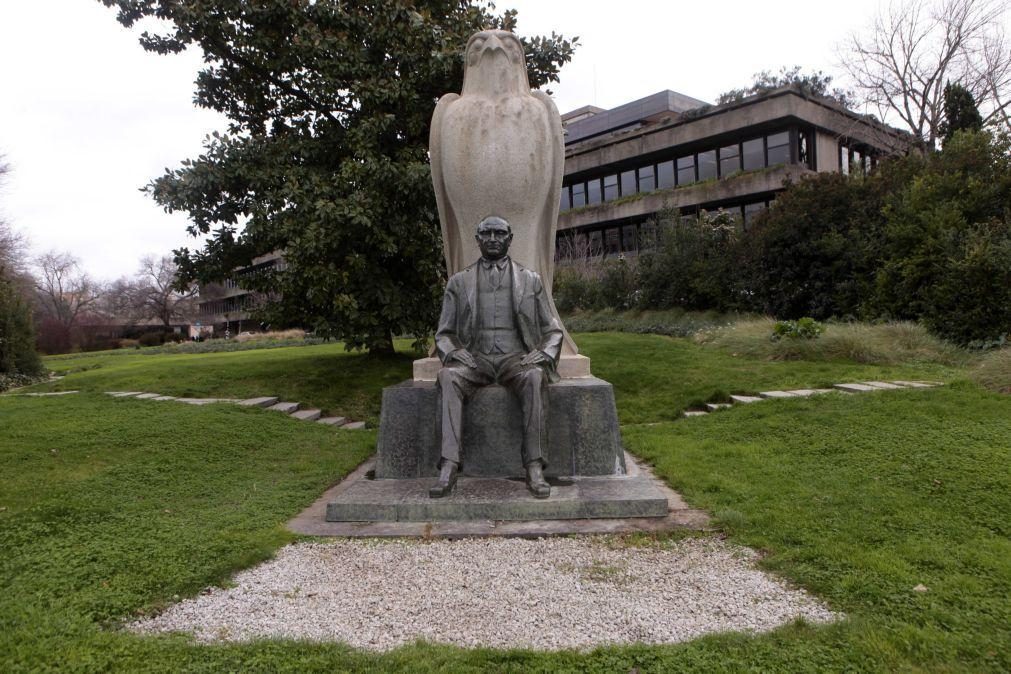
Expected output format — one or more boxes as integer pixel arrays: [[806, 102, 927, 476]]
[[698, 318, 965, 365], [0, 271, 43, 377], [972, 347, 1011, 394], [137, 332, 164, 347], [771, 317, 825, 341]]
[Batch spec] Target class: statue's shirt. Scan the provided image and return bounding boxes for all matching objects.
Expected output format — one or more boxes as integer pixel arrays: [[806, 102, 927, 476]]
[[475, 257, 522, 355]]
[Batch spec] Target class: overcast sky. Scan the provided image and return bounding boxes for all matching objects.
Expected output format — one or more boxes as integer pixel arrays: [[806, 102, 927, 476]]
[[0, 0, 891, 280]]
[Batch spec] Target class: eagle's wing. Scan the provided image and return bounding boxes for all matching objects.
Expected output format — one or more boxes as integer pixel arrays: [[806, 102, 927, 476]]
[[532, 90, 578, 355], [430, 93, 464, 277]]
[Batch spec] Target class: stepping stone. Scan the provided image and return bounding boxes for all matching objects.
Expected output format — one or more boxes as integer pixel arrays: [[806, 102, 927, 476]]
[[705, 403, 732, 411], [891, 380, 941, 388], [729, 395, 763, 404], [834, 383, 878, 393], [758, 391, 797, 399], [238, 396, 279, 408], [176, 398, 216, 405], [318, 416, 347, 426], [862, 381, 903, 389], [340, 421, 367, 429], [268, 402, 300, 414], [25, 391, 80, 397], [291, 409, 322, 422], [153, 396, 177, 401], [682, 410, 708, 417], [108, 391, 144, 397], [134, 393, 161, 399]]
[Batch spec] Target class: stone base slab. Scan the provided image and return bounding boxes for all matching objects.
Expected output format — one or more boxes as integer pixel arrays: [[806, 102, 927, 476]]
[[375, 376, 624, 479], [325, 468, 668, 523], [413, 354, 591, 381]]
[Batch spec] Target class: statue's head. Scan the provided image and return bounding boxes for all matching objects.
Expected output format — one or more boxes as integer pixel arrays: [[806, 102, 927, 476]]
[[475, 216, 512, 260], [461, 29, 530, 96]]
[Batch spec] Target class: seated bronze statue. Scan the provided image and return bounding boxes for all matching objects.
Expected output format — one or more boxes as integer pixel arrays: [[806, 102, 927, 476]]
[[431, 216, 563, 499]]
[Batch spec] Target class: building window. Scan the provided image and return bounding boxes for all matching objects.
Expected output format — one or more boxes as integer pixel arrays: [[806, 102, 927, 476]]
[[640, 221, 657, 248], [603, 174, 619, 201], [767, 131, 791, 165], [743, 201, 767, 228], [657, 160, 675, 189], [605, 228, 620, 255], [559, 185, 571, 211], [589, 230, 603, 256], [798, 130, 810, 168], [677, 155, 696, 185], [719, 144, 740, 177], [622, 224, 637, 252], [839, 144, 850, 175], [571, 182, 586, 207], [742, 138, 764, 171], [638, 165, 655, 192], [620, 170, 636, 196], [698, 150, 717, 180], [587, 178, 602, 205]]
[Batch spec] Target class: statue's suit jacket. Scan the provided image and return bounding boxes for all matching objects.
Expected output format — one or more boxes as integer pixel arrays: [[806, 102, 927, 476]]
[[435, 259, 564, 382]]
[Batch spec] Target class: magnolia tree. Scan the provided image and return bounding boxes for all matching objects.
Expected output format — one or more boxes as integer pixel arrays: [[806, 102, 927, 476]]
[[100, 0, 577, 353]]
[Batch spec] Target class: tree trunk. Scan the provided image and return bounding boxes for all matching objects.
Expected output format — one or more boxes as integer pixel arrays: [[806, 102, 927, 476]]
[[368, 330, 396, 356]]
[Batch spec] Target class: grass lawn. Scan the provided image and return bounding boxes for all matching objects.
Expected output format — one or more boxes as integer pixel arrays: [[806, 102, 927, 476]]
[[3, 332, 1008, 671], [35, 332, 961, 425]]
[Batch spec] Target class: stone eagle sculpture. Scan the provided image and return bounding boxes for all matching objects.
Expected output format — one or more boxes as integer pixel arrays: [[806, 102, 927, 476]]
[[429, 28, 578, 356]]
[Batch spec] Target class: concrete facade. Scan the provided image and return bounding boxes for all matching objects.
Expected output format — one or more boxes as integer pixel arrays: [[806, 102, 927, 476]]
[[555, 86, 920, 256]]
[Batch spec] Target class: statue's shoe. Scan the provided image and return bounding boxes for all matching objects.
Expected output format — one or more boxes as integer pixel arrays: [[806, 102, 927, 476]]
[[525, 462, 551, 499], [429, 461, 459, 499]]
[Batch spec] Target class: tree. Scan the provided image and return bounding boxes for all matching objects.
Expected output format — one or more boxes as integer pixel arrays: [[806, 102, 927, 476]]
[[0, 157, 43, 380], [134, 255, 197, 328], [840, 0, 1011, 147], [33, 252, 102, 335], [100, 0, 577, 353], [939, 82, 984, 144], [718, 66, 853, 107]]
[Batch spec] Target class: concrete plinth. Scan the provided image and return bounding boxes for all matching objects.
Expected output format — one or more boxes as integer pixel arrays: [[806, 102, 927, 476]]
[[374, 377, 625, 479], [325, 471, 668, 523]]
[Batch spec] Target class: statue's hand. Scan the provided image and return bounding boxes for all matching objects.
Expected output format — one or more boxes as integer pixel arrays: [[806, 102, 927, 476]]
[[451, 349, 477, 369], [520, 350, 548, 366]]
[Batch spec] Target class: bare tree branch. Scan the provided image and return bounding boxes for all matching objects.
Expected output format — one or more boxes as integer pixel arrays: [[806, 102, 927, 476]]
[[839, 0, 1011, 146]]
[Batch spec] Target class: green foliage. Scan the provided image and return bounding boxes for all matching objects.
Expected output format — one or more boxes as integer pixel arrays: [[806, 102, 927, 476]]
[[635, 208, 742, 311], [0, 269, 43, 381], [717, 66, 852, 107], [869, 130, 1011, 344], [771, 317, 824, 341], [100, 0, 577, 353], [939, 82, 984, 145]]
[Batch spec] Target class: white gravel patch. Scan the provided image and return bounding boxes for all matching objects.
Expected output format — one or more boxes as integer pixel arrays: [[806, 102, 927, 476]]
[[130, 536, 839, 651]]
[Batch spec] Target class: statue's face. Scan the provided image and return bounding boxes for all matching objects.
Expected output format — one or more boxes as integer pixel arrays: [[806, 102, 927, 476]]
[[475, 218, 512, 260]]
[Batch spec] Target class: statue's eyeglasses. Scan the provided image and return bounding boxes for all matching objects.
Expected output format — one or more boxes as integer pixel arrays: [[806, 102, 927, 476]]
[[477, 230, 510, 240]]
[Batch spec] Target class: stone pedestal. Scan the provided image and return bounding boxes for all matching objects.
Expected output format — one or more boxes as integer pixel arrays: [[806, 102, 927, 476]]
[[374, 377, 625, 479], [412, 354, 592, 381]]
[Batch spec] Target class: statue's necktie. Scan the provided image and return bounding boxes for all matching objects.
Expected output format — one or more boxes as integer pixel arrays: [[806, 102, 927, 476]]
[[489, 264, 501, 289]]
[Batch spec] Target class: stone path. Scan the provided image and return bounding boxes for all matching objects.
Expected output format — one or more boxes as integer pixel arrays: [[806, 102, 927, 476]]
[[103, 391, 366, 430], [129, 536, 840, 651], [682, 380, 943, 418]]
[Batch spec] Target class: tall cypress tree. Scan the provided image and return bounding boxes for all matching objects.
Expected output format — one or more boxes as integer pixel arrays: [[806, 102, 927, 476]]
[[0, 268, 43, 380], [940, 82, 984, 145]]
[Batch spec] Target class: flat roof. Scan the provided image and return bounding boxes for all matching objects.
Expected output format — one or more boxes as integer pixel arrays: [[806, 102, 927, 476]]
[[561, 90, 710, 144]]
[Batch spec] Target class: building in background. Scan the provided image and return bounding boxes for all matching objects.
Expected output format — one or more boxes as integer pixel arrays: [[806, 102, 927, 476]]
[[195, 251, 284, 335], [556, 87, 919, 258]]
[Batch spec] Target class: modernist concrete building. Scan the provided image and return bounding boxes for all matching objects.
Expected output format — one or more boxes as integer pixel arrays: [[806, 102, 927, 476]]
[[555, 87, 919, 258], [195, 251, 284, 334]]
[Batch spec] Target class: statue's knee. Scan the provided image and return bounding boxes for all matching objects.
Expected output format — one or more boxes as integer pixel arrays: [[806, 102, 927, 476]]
[[437, 367, 459, 386], [522, 367, 544, 386]]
